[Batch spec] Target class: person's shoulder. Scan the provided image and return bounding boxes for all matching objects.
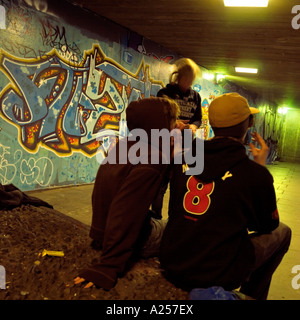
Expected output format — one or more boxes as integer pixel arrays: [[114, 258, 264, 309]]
[[157, 84, 171, 95], [157, 87, 167, 96], [158, 84, 179, 96], [241, 158, 274, 184], [191, 89, 201, 101]]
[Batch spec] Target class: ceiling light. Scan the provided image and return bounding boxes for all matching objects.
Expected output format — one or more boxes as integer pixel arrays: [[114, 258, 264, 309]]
[[235, 67, 258, 74], [224, 0, 268, 7], [278, 107, 288, 115], [202, 72, 215, 81], [216, 74, 226, 83]]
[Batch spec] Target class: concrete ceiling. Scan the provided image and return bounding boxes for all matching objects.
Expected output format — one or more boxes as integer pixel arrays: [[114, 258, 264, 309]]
[[68, 0, 300, 107]]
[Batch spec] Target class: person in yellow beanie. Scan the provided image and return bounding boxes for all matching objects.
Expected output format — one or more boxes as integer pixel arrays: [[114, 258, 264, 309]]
[[159, 92, 291, 300]]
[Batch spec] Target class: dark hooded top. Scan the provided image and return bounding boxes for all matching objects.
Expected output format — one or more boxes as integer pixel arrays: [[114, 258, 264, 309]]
[[157, 83, 202, 127], [159, 137, 279, 291], [78, 98, 172, 289]]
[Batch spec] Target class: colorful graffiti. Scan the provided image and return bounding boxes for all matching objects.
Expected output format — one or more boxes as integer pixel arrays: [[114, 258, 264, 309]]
[[0, 143, 20, 185], [0, 0, 281, 193], [0, 44, 163, 157], [0, 141, 53, 186], [194, 82, 220, 140]]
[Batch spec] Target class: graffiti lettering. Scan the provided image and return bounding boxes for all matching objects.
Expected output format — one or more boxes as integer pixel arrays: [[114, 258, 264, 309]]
[[20, 156, 53, 186], [0, 37, 51, 59], [0, 39, 35, 58], [40, 19, 81, 66], [6, 2, 34, 36], [0, 142, 53, 186], [0, 44, 163, 156], [0, 143, 22, 184]]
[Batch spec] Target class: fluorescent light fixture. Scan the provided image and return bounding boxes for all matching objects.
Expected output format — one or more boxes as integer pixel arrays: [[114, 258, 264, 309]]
[[203, 72, 215, 81], [216, 74, 226, 83], [278, 107, 288, 115], [235, 67, 258, 74], [224, 0, 268, 7]]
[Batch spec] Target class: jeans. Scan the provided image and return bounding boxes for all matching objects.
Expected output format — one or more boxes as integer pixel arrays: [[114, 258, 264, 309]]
[[140, 220, 291, 300], [151, 182, 169, 218], [240, 222, 292, 300]]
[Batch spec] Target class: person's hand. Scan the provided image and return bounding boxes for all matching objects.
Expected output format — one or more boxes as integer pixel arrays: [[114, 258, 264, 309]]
[[176, 119, 190, 131], [249, 132, 269, 166], [74, 276, 94, 289], [189, 124, 198, 135]]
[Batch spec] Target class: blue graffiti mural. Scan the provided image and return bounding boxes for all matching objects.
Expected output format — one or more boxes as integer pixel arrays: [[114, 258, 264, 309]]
[[0, 44, 163, 156]]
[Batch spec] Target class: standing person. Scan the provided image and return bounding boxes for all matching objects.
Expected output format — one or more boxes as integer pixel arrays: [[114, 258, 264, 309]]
[[152, 58, 202, 217], [74, 97, 180, 290], [157, 57, 202, 135], [159, 92, 291, 300]]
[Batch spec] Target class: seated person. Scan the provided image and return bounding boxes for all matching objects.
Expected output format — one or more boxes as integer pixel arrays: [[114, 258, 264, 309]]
[[74, 97, 179, 290], [159, 92, 291, 300]]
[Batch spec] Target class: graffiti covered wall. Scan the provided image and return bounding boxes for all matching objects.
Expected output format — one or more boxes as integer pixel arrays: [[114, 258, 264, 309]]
[[0, 0, 172, 191], [0, 0, 280, 191], [0, 44, 164, 156]]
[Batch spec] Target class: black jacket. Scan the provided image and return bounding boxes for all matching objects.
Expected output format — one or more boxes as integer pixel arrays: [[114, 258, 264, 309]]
[[157, 84, 202, 127], [159, 137, 279, 291]]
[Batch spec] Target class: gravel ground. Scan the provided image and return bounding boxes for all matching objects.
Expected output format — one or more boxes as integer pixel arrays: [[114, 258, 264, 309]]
[[0, 205, 189, 300]]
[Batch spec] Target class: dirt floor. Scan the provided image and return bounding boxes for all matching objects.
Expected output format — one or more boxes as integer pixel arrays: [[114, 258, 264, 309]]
[[0, 205, 189, 300]]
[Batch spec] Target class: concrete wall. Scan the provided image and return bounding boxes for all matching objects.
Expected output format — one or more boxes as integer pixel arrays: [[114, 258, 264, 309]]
[[0, 0, 283, 191]]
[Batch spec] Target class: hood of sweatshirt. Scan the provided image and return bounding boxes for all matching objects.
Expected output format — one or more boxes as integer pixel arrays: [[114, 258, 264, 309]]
[[187, 137, 248, 182], [165, 83, 192, 98], [126, 97, 172, 146]]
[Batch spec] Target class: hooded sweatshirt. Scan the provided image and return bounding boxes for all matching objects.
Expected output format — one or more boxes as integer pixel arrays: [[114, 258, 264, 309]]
[[157, 83, 202, 127], [78, 98, 171, 290], [159, 137, 279, 291]]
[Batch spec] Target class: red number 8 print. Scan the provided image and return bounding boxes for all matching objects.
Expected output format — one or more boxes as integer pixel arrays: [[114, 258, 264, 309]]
[[183, 176, 214, 215]]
